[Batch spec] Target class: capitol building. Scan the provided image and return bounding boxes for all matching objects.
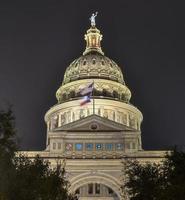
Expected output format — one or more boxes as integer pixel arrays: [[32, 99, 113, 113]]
[[25, 18, 165, 200]]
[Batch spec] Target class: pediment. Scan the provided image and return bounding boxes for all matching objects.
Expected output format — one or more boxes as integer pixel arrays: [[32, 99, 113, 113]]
[[54, 114, 134, 132]]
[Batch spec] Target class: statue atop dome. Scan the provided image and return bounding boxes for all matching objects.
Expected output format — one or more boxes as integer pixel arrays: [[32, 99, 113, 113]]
[[89, 12, 98, 27]]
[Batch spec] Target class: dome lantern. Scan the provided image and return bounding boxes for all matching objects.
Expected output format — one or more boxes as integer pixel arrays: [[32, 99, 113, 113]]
[[83, 27, 104, 55], [83, 12, 104, 55]]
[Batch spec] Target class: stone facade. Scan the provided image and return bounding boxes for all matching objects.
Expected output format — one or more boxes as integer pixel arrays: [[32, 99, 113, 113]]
[[22, 23, 166, 200]]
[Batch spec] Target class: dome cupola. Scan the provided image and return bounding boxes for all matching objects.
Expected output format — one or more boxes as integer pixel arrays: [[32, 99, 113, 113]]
[[56, 15, 131, 104], [83, 26, 104, 55]]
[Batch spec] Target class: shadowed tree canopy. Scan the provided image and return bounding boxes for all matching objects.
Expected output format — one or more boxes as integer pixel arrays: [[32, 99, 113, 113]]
[[0, 107, 75, 200], [123, 148, 185, 200]]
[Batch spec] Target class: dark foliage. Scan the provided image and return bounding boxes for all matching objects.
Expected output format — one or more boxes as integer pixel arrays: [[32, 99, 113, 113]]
[[123, 148, 185, 200], [0, 108, 17, 200], [0, 107, 75, 200]]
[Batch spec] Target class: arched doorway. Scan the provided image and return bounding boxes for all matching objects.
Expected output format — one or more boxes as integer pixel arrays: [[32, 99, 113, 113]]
[[69, 173, 121, 200], [75, 183, 119, 200]]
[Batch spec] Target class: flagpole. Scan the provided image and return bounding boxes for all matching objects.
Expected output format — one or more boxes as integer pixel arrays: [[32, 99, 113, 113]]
[[93, 80, 95, 115]]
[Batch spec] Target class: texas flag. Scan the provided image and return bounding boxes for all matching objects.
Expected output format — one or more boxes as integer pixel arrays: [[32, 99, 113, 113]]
[[80, 82, 94, 106]]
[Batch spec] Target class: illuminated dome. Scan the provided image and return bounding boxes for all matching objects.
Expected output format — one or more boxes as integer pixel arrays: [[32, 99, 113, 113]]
[[62, 53, 125, 85], [45, 18, 143, 155], [56, 26, 131, 103]]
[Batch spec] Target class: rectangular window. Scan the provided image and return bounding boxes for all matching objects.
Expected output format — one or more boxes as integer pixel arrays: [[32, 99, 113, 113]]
[[126, 142, 130, 149], [53, 142, 56, 150], [58, 143, 61, 149], [96, 143, 102, 150], [88, 183, 93, 194], [95, 183, 100, 194], [116, 143, 123, 150], [105, 143, 113, 151], [65, 143, 73, 151], [75, 143, 83, 151], [86, 143, 93, 151]]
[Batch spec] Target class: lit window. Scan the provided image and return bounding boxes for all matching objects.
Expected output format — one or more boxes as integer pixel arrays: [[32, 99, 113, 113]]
[[86, 143, 93, 151], [105, 143, 113, 151], [75, 143, 83, 151], [96, 144, 102, 150]]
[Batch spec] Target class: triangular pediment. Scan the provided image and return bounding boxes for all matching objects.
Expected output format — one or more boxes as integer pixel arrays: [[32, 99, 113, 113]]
[[54, 114, 134, 132]]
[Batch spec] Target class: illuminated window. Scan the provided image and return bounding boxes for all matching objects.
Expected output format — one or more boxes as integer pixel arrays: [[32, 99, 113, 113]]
[[75, 143, 83, 151], [105, 143, 113, 151], [96, 143, 102, 150], [86, 143, 93, 151]]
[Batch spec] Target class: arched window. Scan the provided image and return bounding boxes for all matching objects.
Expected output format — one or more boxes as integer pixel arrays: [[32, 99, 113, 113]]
[[121, 94, 125, 101], [63, 93, 67, 101], [113, 91, 118, 98], [69, 90, 75, 98], [92, 59, 96, 65], [102, 89, 107, 96]]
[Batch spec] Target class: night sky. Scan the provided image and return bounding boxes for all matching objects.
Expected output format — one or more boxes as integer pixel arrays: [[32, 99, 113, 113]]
[[1, 0, 185, 150]]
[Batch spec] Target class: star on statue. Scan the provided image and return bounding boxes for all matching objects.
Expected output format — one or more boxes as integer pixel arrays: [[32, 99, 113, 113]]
[[89, 12, 98, 27]]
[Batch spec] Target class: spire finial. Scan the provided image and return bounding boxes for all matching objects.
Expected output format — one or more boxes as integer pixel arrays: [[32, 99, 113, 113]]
[[89, 12, 98, 27], [83, 12, 104, 55]]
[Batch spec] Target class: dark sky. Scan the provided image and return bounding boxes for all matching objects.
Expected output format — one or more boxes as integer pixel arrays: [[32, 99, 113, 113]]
[[1, 0, 185, 150]]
